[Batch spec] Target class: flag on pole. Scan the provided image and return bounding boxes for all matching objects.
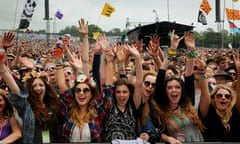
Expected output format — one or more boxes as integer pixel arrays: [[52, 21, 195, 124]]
[[18, 0, 37, 29], [228, 21, 240, 33], [200, 0, 212, 15], [198, 0, 211, 25], [226, 8, 240, 20], [198, 10, 207, 25], [93, 32, 101, 40], [101, 3, 115, 17], [55, 10, 63, 20]]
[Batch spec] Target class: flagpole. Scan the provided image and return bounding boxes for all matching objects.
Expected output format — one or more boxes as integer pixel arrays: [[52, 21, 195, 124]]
[[167, 0, 170, 21], [96, 15, 102, 26], [13, 0, 19, 30], [221, 0, 226, 49], [231, 0, 236, 48]]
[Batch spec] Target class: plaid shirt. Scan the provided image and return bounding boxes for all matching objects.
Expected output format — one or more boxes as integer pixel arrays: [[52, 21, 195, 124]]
[[62, 86, 113, 142]]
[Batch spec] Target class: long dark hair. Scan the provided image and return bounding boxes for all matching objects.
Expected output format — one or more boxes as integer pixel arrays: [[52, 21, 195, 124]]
[[26, 75, 62, 124], [158, 76, 190, 111], [112, 78, 135, 104], [0, 89, 14, 118], [158, 75, 204, 132]]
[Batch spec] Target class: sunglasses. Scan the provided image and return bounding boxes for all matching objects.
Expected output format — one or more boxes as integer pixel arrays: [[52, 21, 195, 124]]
[[64, 70, 73, 75], [45, 66, 56, 71], [215, 93, 231, 99], [74, 87, 90, 94], [228, 72, 236, 76], [35, 67, 44, 71], [144, 81, 156, 88]]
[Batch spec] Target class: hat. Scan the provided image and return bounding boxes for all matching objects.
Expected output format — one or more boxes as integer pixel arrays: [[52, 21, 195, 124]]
[[7, 53, 16, 59], [225, 66, 237, 73], [214, 72, 233, 81], [19, 66, 32, 71]]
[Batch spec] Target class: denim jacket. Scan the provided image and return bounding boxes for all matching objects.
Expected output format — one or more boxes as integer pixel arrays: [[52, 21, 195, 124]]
[[9, 82, 35, 143]]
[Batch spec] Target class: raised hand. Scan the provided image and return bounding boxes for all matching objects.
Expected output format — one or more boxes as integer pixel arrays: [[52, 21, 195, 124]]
[[184, 31, 195, 51], [170, 29, 184, 49], [104, 48, 115, 63], [149, 34, 160, 49], [93, 41, 103, 55], [78, 18, 88, 35], [233, 50, 240, 69], [134, 39, 143, 52], [114, 44, 127, 64], [1, 32, 15, 48], [125, 44, 140, 58], [98, 34, 110, 50], [69, 53, 83, 71], [18, 57, 34, 69]]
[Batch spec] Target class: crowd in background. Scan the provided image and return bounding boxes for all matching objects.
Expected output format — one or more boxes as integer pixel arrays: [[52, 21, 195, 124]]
[[0, 18, 239, 144]]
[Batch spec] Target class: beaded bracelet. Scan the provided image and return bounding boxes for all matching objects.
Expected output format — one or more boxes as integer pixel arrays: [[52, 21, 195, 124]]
[[185, 50, 198, 59]]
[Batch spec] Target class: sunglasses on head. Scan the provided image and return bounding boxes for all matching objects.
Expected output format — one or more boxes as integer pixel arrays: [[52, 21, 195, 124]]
[[215, 93, 231, 99], [144, 81, 156, 88], [74, 87, 90, 94], [45, 66, 56, 71]]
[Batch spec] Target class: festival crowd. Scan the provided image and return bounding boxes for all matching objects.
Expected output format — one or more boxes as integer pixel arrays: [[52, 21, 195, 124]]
[[0, 18, 239, 144]]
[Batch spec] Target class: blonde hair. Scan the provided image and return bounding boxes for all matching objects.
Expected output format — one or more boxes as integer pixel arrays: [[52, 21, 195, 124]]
[[70, 100, 97, 127], [210, 84, 236, 132], [70, 83, 98, 127]]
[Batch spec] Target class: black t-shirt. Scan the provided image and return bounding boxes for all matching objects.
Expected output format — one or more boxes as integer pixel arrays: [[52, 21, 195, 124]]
[[199, 104, 240, 142]]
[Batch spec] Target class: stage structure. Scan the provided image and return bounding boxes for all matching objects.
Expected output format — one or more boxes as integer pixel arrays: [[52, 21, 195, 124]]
[[126, 21, 194, 50]]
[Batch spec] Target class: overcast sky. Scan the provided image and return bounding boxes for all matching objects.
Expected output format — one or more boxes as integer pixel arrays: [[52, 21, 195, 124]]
[[0, 0, 239, 33]]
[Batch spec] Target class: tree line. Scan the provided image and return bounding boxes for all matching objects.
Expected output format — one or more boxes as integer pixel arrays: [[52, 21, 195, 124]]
[[30, 24, 240, 49]]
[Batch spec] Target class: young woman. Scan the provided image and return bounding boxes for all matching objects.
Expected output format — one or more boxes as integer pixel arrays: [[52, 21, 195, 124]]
[[153, 31, 204, 143], [138, 72, 165, 143], [102, 43, 158, 142], [0, 32, 64, 144], [61, 73, 113, 142], [136, 35, 167, 143], [103, 78, 138, 141], [53, 18, 114, 142], [198, 53, 240, 142], [0, 89, 21, 144]]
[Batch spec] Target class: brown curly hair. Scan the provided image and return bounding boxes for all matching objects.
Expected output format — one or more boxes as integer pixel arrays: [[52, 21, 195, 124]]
[[25, 75, 63, 125], [160, 76, 205, 134]]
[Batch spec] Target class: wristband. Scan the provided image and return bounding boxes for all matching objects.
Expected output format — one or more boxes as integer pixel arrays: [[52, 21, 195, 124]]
[[185, 50, 198, 59], [167, 48, 176, 56]]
